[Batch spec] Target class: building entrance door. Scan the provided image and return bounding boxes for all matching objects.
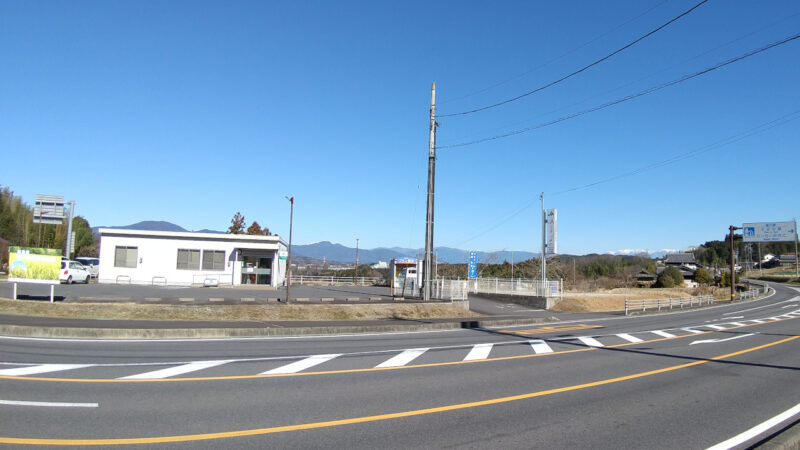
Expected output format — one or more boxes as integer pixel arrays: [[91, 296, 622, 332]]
[[241, 255, 273, 285]]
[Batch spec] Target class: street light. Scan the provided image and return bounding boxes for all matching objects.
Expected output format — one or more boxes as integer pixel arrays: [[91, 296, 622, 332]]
[[285, 196, 294, 304]]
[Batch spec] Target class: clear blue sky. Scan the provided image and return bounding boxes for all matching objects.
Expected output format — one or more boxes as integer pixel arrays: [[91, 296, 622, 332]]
[[2, 1, 798, 255]]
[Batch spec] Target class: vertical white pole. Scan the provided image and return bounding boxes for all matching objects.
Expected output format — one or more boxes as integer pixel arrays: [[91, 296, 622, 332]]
[[50, 285, 54, 303]]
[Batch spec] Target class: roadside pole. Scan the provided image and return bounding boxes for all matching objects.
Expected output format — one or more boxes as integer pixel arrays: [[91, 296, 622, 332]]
[[423, 82, 436, 301], [285, 196, 294, 304], [729, 225, 740, 301], [540, 193, 546, 290]]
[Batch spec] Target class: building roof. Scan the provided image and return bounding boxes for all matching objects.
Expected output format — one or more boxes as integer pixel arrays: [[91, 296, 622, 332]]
[[99, 228, 287, 246], [664, 253, 696, 264]]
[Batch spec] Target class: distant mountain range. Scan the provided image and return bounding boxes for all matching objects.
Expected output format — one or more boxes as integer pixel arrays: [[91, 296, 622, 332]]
[[92, 221, 682, 263]]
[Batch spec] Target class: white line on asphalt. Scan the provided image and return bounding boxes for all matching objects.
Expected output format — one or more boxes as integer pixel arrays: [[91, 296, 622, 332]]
[[689, 333, 755, 346], [528, 340, 554, 354], [463, 344, 494, 361], [749, 319, 766, 324], [706, 402, 800, 450], [616, 333, 643, 343], [0, 399, 98, 408], [0, 364, 94, 376], [705, 325, 727, 330], [723, 297, 799, 315], [723, 316, 744, 320], [728, 322, 746, 326], [120, 360, 232, 379], [681, 328, 704, 334], [576, 336, 604, 347], [651, 330, 675, 338], [375, 349, 429, 368], [260, 354, 341, 374], [781, 304, 798, 308]]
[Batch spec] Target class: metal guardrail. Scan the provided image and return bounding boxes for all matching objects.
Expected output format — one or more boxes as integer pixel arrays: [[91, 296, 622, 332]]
[[625, 295, 714, 315], [624, 287, 767, 315], [466, 277, 563, 298], [115, 275, 131, 285], [292, 276, 382, 286], [152, 276, 167, 286], [431, 278, 469, 301]]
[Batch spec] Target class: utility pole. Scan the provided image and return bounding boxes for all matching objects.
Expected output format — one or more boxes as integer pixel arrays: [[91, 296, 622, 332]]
[[65, 201, 75, 258], [729, 225, 740, 302], [423, 82, 437, 301], [540, 192, 546, 285], [355, 238, 359, 280], [285, 196, 294, 304]]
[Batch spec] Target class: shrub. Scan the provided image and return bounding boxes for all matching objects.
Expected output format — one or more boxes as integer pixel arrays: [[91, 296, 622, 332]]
[[656, 266, 684, 288], [694, 268, 712, 285]]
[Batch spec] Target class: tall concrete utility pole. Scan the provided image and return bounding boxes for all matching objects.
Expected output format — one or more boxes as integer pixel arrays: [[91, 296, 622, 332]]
[[540, 192, 546, 285], [729, 225, 740, 301], [285, 196, 294, 304], [65, 201, 75, 257], [423, 82, 437, 301], [355, 238, 359, 279]]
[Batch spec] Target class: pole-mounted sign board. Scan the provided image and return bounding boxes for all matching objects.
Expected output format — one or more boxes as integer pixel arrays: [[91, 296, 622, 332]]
[[742, 222, 797, 242], [8, 246, 61, 284], [33, 194, 65, 225]]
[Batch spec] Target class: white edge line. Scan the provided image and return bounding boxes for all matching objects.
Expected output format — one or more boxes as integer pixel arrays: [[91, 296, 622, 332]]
[[706, 402, 800, 450], [0, 399, 98, 408]]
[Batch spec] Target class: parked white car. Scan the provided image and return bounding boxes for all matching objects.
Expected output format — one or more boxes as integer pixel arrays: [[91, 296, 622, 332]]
[[60, 260, 91, 284], [75, 257, 100, 278]]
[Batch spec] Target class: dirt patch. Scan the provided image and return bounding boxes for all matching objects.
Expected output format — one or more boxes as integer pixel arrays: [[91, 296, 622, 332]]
[[552, 287, 730, 313], [0, 298, 481, 321]]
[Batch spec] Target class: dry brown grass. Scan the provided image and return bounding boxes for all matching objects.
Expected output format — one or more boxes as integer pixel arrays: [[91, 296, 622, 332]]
[[553, 286, 730, 313], [0, 298, 480, 321]]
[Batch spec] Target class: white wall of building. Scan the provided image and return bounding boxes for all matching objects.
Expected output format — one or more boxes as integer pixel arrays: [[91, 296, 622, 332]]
[[98, 229, 287, 286]]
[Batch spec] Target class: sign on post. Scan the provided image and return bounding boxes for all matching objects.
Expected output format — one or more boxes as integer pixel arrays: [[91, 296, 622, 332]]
[[33, 195, 65, 225], [8, 247, 61, 284], [742, 222, 797, 242], [468, 251, 478, 279]]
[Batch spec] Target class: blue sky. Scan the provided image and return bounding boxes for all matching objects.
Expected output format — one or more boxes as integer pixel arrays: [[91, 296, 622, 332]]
[[2, 0, 798, 255]]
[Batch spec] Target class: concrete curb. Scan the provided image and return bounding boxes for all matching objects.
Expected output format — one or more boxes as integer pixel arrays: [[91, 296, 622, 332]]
[[756, 421, 800, 450], [0, 316, 558, 339]]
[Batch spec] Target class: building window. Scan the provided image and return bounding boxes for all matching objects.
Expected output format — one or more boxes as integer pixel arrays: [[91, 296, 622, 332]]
[[177, 249, 200, 270], [114, 246, 138, 268], [202, 250, 225, 271]]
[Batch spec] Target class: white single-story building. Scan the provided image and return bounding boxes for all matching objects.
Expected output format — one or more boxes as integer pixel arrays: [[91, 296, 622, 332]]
[[98, 229, 287, 287]]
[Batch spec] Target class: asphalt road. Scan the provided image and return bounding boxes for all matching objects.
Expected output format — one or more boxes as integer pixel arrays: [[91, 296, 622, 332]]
[[1, 284, 798, 448]]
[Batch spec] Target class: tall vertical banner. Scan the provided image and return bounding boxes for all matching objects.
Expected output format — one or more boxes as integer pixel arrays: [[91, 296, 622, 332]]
[[546, 209, 557, 256], [468, 251, 478, 279]]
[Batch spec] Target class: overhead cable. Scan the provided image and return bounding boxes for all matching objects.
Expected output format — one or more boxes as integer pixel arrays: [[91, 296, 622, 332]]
[[443, 109, 800, 248], [437, 0, 709, 117], [438, 31, 800, 150]]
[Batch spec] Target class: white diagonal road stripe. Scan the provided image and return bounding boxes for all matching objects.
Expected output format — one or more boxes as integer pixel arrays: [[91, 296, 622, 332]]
[[652, 330, 675, 338], [617, 333, 643, 343], [261, 354, 341, 375], [0, 364, 93, 376], [463, 344, 493, 361], [682, 328, 704, 334], [705, 325, 726, 330], [376, 349, 429, 368], [0, 399, 98, 408], [577, 336, 604, 347], [528, 340, 553, 354], [120, 360, 232, 379]]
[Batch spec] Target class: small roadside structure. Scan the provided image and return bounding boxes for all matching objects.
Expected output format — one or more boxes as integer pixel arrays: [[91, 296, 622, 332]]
[[98, 229, 287, 287]]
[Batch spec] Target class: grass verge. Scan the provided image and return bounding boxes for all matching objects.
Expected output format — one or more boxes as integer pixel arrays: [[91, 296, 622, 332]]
[[0, 298, 481, 322]]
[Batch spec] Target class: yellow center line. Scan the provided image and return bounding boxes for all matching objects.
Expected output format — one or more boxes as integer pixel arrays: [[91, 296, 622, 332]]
[[0, 316, 795, 383], [1, 334, 797, 446]]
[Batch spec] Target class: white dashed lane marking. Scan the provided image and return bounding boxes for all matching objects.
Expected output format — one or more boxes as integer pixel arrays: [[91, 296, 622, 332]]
[[120, 360, 232, 379], [463, 344, 494, 361], [375, 349, 429, 368], [0, 364, 94, 376], [528, 340, 554, 354], [261, 354, 341, 375]]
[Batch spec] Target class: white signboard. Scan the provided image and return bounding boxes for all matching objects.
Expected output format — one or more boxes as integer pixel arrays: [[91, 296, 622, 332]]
[[33, 194, 65, 225], [742, 222, 797, 242], [546, 209, 557, 256]]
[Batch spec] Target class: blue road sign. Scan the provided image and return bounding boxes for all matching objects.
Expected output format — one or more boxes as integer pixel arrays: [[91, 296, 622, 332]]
[[468, 251, 478, 279]]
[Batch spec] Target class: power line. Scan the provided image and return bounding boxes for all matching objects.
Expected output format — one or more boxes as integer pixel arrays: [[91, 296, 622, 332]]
[[438, 31, 800, 150], [443, 109, 800, 248], [437, 0, 709, 118], [438, 0, 670, 106]]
